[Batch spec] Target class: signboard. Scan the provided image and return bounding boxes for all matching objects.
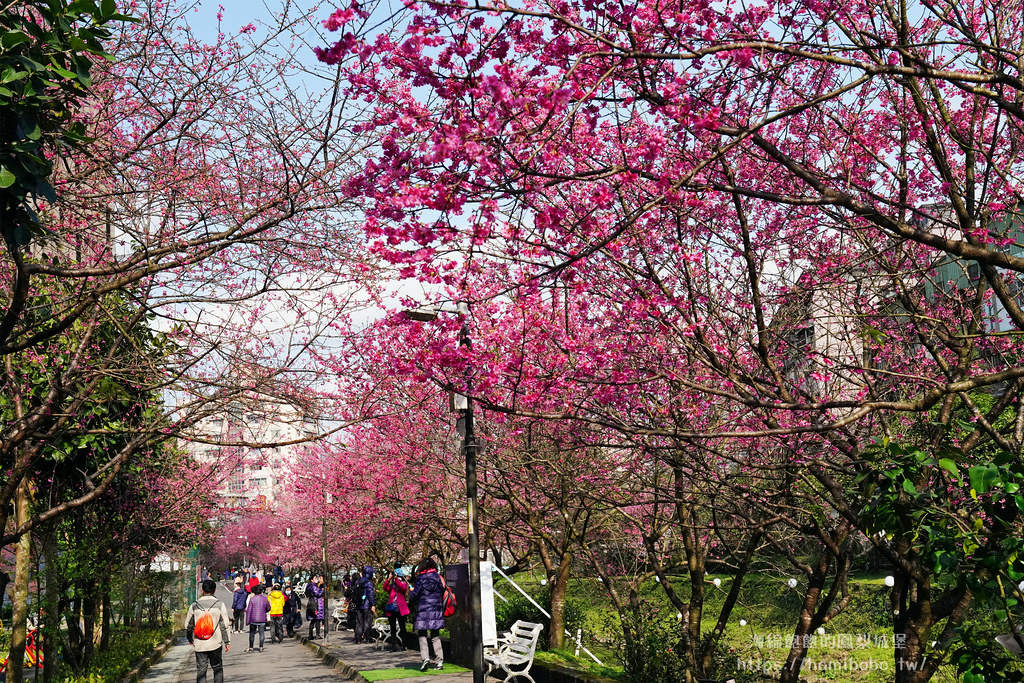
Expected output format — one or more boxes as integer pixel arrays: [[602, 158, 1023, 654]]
[[446, 560, 498, 660]]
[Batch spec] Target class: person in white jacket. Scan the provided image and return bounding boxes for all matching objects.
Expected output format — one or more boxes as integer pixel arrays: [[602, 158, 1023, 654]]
[[186, 579, 232, 683]]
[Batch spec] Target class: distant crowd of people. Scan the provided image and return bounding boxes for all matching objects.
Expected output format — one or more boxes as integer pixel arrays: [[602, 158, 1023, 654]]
[[185, 558, 451, 682]]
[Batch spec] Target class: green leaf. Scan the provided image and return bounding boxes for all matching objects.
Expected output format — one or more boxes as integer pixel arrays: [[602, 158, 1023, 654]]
[[861, 327, 887, 343], [0, 167, 15, 188], [100, 0, 116, 17], [12, 223, 32, 246], [938, 458, 959, 476], [970, 464, 1000, 494], [68, 35, 89, 52], [1, 67, 28, 83], [34, 178, 56, 202], [995, 449, 1014, 466], [75, 60, 91, 86], [1, 30, 31, 50], [18, 117, 41, 141], [12, 55, 45, 71], [903, 478, 918, 495], [50, 65, 77, 80], [67, 0, 98, 14]]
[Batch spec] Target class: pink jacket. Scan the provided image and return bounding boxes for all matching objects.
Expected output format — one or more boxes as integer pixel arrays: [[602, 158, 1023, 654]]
[[382, 576, 410, 616]]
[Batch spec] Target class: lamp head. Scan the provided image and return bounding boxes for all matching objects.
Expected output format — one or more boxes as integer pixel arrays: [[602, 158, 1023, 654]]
[[405, 308, 438, 322]]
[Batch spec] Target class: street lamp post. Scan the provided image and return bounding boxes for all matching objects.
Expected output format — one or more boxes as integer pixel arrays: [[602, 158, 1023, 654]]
[[323, 492, 332, 645], [238, 535, 249, 570], [406, 304, 484, 683]]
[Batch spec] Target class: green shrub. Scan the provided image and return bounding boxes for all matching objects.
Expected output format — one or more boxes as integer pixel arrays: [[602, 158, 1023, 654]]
[[494, 590, 586, 650], [58, 627, 169, 683], [614, 605, 690, 683]]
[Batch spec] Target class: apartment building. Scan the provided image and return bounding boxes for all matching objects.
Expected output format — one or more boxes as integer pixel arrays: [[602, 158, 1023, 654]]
[[185, 393, 317, 510]]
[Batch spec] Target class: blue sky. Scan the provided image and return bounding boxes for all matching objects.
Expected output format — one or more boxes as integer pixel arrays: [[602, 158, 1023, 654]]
[[184, 0, 336, 67]]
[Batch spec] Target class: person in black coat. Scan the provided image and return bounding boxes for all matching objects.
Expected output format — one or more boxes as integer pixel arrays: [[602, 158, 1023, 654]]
[[352, 566, 377, 644], [283, 583, 300, 637]]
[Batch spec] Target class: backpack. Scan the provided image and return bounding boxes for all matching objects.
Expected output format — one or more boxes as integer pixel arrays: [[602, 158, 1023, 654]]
[[353, 578, 367, 609], [439, 575, 456, 618], [193, 602, 218, 640]]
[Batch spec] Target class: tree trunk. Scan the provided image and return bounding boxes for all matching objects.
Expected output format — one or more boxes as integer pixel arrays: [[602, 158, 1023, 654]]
[[778, 553, 831, 683], [121, 567, 134, 632], [698, 531, 762, 675], [891, 570, 973, 683], [67, 595, 83, 671], [83, 581, 96, 667], [7, 478, 33, 683], [135, 565, 149, 628], [548, 551, 573, 649], [101, 588, 112, 651], [41, 536, 61, 683]]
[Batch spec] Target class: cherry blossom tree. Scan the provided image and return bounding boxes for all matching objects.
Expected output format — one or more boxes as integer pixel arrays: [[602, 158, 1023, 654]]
[[1, 0, 376, 547], [318, 0, 1024, 679], [2, 0, 377, 676]]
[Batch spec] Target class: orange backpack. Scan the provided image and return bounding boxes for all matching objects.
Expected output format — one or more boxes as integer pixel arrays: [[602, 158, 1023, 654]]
[[193, 603, 218, 640]]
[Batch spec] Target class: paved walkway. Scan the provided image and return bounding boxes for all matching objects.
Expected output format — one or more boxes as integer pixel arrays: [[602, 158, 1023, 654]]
[[143, 582, 475, 683], [304, 627, 473, 682], [143, 582, 344, 683]]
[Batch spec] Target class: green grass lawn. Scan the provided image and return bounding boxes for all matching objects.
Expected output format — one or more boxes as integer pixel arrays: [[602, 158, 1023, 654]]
[[494, 570, 1004, 682], [362, 663, 470, 681]]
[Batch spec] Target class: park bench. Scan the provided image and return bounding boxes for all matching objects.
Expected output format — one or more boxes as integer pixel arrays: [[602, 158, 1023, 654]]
[[371, 616, 393, 650], [484, 620, 544, 683], [331, 605, 346, 631]]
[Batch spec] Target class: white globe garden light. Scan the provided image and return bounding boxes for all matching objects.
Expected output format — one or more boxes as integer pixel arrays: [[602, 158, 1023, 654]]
[[816, 627, 825, 635], [739, 620, 747, 627], [713, 578, 721, 587], [885, 576, 895, 587], [787, 578, 798, 588]]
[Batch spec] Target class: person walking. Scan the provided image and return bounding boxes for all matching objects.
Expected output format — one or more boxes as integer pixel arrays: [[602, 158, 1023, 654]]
[[267, 584, 286, 643], [382, 563, 410, 651], [305, 576, 325, 639], [231, 578, 247, 633], [352, 566, 377, 644], [245, 584, 271, 652], [409, 559, 446, 671], [185, 579, 231, 683], [282, 583, 299, 637]]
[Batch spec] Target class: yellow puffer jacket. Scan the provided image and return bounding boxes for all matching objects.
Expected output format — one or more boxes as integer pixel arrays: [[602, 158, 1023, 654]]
[[268, 589, 286, 617]]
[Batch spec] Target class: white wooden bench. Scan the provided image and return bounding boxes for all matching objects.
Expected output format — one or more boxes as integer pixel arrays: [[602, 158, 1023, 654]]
[[331, 605, 346, 631], [370, 616, 392, 650], [484, 620, 544, 683]]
